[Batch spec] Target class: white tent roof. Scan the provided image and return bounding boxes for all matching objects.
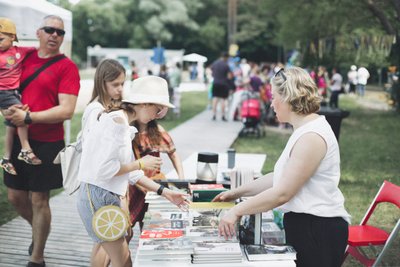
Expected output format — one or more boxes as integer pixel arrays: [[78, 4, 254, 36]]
[[182, 53, 208, 63], [0, 0, 72, 42]]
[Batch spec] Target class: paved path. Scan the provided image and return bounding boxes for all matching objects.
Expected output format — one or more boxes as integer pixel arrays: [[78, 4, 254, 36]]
[[0, 81, 242, 266]]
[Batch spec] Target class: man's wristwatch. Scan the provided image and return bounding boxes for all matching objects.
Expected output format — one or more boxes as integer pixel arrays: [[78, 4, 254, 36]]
[[24, 111, 32, 125], [157, 185, 165, 195]]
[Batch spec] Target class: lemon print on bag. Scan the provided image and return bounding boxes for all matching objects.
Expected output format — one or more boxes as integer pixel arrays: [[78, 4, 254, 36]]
[[92, 205, 129, 241]]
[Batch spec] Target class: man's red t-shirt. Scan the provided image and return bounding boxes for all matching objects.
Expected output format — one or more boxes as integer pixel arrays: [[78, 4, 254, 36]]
[[0, 46, 36, 90], [20, 51, 80, 142]]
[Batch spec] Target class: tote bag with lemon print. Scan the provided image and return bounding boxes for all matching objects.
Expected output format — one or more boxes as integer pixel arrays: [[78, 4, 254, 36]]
[[86, 184, 129, 241]]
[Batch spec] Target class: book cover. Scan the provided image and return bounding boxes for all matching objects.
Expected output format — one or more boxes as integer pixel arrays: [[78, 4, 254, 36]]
[[193, 241, 242, 255], [189, 183, 225, 191], [186, 226, 238, 242], [144, 210, 189, 221], [189, 202, 235, 210], [244, 244, 297, 261], [140, 229, 184, 239], [142, 218, 188, 230], [138, 237, 193, 255]]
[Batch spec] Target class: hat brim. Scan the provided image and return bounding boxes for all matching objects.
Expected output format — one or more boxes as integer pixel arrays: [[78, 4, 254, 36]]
[[122, 100, 175, 109]]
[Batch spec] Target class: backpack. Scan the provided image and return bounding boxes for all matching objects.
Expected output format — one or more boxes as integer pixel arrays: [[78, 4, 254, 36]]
[[53, 133, 82, 195]]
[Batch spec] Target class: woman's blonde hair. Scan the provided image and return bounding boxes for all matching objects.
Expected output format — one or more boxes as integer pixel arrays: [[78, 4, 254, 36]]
[[90, 59, 126, 106], [271, 66, 321, 115]]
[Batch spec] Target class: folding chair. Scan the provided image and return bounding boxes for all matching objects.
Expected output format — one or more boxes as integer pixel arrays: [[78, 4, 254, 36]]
[[344, 180, 400, 267]]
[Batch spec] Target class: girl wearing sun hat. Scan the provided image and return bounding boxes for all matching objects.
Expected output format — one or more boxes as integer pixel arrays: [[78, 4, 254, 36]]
[[77, 74, 188, 267]]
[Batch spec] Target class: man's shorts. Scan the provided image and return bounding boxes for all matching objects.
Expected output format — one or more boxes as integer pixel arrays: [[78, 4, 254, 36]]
[[0, 90, 21, 127], [212, 83, 229, 99], [3, 138, 65, 192]]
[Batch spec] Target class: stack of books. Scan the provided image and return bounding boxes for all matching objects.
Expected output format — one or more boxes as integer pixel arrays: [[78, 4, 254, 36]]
[[244, 244, 296, 261], [136, 235, 194, 264], [187, 202, 243, 264], [189, 183, 227, 202], [192, 240, 243, 264]]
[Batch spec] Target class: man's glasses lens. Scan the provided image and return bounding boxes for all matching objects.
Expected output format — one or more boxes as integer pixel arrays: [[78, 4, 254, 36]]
[[275, 68, 287, 81], [41, 27, 65, 36]]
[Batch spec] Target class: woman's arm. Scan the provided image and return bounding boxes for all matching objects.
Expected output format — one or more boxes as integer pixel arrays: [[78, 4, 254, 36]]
[[219, 132, 327, 238], [213, 172, 274, 202], [167, 151, 184, 179], [116, 155, 162, 176], [233, 132, 327, 216]]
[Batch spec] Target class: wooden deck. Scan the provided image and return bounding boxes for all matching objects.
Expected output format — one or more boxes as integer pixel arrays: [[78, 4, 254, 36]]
[[0, 191, 140, 267]]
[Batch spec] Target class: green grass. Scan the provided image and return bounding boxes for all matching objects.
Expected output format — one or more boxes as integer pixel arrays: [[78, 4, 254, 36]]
[[233, 94, 400, 266], [0, 91, 208, 225]]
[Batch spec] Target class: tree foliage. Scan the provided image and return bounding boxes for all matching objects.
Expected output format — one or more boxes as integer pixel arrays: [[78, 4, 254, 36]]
[[50, 0, 399, 69]]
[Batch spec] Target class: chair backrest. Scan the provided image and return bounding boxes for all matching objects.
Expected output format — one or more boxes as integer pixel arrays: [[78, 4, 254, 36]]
[[361, 180, 400, 225]]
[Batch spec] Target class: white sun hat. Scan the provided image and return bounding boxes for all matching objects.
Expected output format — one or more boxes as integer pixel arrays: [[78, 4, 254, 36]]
[[123, 76, 175, 108]]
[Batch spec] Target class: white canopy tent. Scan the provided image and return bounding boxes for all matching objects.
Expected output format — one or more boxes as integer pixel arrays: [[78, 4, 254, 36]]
[[0, 0, 73, 57], [182, 53, 208, 63], [182, 53, 208, 82]]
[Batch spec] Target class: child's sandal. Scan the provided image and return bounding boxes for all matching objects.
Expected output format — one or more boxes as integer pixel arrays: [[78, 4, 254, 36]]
[[18, 150, 42, 165], [0, 158, 17, 175]]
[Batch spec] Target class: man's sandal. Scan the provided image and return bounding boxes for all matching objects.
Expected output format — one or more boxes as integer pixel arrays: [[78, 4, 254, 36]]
[[18, 150, 42, 165], [0, 158, 17, 175]]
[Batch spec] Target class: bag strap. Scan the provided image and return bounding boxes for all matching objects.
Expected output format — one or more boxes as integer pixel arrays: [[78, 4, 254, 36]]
[[19, 54, 66, 92], [86, 183, 95, 215], [132, 142, 141, 159]]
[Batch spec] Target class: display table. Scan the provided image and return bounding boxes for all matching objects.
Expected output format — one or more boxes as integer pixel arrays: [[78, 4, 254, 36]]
[[134, 152, 296, 266], [166, 152, 267, 184], [133, 250, 296, 266]]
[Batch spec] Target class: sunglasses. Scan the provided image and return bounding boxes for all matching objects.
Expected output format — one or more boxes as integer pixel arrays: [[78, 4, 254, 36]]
[[274, 68, 287, 82], [41, 26, 66, 36]]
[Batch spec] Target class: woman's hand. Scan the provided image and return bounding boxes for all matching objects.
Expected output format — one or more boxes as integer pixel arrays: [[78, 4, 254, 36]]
[[163, 188, 191, 211], [218, 209, 240, 239], [140, 155, 162, 171], [212, 190, 237, 202]]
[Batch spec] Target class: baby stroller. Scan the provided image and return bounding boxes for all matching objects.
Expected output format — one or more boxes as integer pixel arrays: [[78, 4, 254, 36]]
[[238, 91, 264, 138]]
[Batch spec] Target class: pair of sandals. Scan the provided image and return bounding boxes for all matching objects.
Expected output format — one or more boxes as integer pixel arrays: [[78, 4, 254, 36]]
[[0, 150, 42, 175]]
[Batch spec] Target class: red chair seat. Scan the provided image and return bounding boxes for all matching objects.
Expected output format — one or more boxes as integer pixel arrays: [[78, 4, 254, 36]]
[[348, 225, 389, 246]]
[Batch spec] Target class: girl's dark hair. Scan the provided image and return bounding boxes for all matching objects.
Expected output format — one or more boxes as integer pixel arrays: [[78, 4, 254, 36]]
[[134, 120, 162, 146], [98, 100, 135, 120]]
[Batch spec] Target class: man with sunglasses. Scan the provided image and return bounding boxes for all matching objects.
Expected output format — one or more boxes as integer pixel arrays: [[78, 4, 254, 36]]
[[4, 15, 80, 267]]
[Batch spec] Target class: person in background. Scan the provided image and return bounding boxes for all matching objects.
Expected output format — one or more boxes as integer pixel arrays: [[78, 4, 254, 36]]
[[4, 15, 80, 267], [357, 66, 370, 97], [211, 52, 231, 121], [213, 67, 350, 267], [316, 66, 328, 100], [169, 62, 182, 117], [77, 75, 189, 267], [0, 17, 40, 176], [347, 65, 357, 94], [129, 118, 184, 231], [329, 67, 343, 108], [130, 60, 139, 81]]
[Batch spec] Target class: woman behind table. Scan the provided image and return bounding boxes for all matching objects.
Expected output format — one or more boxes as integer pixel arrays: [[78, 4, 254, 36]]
[[129, 119, 184, 230], [213, 66, 350, 267], [76, 71, 189, 267]]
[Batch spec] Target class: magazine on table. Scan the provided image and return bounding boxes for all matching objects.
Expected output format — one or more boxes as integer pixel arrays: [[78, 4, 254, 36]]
[[140, 229, 185, 239], [192, 240, 242, 255], [138, 237, 193, 255], [244, 244, 297, 261]]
